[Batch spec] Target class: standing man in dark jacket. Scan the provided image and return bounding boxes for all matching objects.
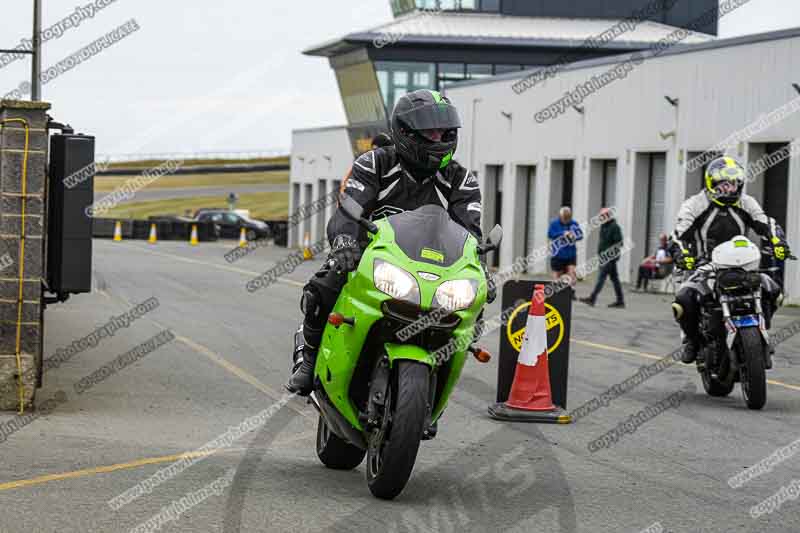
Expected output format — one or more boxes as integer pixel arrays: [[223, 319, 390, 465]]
[[580, 207, 625, 308]]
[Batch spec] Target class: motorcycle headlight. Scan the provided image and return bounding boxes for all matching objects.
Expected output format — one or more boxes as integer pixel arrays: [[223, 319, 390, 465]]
[[433, 279, 478, 312], [373, 260, 420, 304]]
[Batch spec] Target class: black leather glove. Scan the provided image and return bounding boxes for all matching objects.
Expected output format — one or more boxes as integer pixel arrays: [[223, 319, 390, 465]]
[[328, 234, 362, 274], [481, 260, 497, 304]]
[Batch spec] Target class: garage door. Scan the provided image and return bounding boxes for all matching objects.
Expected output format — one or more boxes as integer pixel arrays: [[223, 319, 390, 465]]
[[647, 154, 667, 255], [764, 143, 789, 230]]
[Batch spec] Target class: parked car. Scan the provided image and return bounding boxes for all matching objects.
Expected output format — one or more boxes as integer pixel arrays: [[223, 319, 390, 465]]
[[195, 210, 271, 240], [194, 207, 227, 218]]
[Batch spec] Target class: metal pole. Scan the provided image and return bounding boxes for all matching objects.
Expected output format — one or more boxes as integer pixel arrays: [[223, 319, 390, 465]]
[[31, 0, 42, 101]]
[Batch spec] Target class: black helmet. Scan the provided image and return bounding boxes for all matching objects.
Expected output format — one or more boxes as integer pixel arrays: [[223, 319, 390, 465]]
[[371, 132, 393, 149], [390, 89, 461, 172], [705, 156, 745, 206]]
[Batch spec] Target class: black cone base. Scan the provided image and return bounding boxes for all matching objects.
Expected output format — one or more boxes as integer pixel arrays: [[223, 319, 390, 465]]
[[488, 402, 572, 424]]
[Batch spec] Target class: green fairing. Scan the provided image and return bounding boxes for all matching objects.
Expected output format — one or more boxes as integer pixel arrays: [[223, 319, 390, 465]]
[[315, 216, 487, 430]]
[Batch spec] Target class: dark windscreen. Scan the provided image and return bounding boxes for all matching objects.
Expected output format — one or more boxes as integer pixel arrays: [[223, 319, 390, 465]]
[[387, 204, 469, 267]]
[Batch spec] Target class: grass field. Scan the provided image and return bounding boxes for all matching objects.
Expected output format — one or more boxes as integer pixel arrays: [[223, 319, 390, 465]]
[[100, 191, 289, 220], [94, 170, 288, 192]]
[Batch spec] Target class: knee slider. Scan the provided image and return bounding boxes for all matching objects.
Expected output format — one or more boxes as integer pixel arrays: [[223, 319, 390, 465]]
[[673, 290, 695, 320]]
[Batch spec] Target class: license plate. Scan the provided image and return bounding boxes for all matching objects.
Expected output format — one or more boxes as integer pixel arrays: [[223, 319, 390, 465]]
[[731, 315, 759, 328]]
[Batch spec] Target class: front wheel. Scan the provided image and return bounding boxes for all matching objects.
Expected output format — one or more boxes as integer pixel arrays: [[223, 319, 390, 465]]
[[366, 360, 430, 500], [316, 415, 365, 470], [701, 346, 735, 397], [701, 370, 735, 397], [738, 327, 767, 410]]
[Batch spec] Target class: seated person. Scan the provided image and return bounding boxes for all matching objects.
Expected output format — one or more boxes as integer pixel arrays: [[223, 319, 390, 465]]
[[635, 233, 673, 291]]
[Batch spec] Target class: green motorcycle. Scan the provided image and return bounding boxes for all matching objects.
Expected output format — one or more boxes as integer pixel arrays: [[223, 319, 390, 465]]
[[306, 195, 502, 500]]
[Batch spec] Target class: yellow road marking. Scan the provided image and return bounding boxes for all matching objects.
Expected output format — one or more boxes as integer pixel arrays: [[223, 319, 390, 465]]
[[0, 293, 314, 493], [174, 334, 312, 419], [0, 449, 245, 493], [98, 288, 312, 418], [572, 338, 800, 392], [121, 242, 306, 288], [0, 247, 318, 493]]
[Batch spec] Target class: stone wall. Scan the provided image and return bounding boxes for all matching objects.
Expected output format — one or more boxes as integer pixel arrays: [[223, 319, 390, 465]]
[[0, 100, 50, 411]]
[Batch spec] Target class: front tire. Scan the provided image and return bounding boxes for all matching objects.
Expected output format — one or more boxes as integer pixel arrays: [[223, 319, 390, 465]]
[[738, 328, 767, 410], [701, 371, 735, 397], [701, 348, 735, 397], [366, 360, 430, 500], [316, 415, 365, 470]]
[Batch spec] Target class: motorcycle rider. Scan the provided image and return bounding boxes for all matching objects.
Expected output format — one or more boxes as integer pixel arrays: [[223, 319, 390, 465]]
[[671, 156, 789, 368], [286, 89, 495, 396]]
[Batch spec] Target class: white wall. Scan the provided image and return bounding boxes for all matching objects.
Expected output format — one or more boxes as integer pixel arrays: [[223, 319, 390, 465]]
[[446, 32, 800, 301], [289, 126, 353, 247]]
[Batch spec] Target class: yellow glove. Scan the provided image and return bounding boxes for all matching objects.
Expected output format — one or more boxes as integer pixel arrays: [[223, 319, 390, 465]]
[[772, 236, 786, 261]]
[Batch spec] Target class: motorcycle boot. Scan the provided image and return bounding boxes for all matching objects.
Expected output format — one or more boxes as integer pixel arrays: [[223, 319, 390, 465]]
[[286, 324, 323, 396]]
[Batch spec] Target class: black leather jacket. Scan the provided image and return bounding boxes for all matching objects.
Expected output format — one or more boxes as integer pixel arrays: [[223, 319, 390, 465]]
[[329, 146, 483, 245]]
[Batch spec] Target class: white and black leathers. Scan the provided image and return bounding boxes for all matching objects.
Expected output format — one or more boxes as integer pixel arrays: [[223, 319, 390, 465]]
[[329, 146, 483, 245], [671, 191, 777, 259]]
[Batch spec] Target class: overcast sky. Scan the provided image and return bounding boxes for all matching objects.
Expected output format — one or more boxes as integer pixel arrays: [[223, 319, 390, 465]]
[[0, 0, 797, 157]]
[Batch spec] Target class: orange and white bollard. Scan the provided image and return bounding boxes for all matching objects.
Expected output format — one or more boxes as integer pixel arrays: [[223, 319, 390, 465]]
[[488, 284, 571, 423]]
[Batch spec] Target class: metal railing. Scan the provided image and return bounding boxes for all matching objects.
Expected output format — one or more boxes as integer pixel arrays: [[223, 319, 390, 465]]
[[96, 149, 290, 163]]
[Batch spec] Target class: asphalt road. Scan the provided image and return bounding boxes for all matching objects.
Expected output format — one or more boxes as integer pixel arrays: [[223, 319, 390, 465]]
[[1, 239, 799, 532], [93, 184, 289, 203]]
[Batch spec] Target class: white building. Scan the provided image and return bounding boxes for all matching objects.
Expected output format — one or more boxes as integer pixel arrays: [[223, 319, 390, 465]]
[[445, 27, 800, 301], [289, 126, 353, 248], [290, 27, 800, 301]]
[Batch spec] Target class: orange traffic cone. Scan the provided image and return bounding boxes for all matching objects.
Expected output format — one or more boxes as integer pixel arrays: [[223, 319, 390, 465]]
[[488, 284, 571, 423], [190, 224, 199, 246], [148, 223, 157, 244], [113, 221, 123, 242]]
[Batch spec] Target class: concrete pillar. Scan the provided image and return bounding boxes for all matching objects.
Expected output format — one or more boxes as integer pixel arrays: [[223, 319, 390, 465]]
[[574, 156, 591, 266], [534, 158, 552, 274], [786, 149, 800, 303], [499, 161, 516, 269], [0, 100, 50, 411]]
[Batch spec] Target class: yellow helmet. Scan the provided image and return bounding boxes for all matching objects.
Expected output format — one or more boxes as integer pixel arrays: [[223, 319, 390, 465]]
[[705, 156, 745, 206]]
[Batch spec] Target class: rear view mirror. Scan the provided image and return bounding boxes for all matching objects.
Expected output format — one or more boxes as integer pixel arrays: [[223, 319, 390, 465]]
[[486, 225, 503, 248], [478, 225, 503, 254], [340, 193, 364, 221], [339, 193, 379, 234]]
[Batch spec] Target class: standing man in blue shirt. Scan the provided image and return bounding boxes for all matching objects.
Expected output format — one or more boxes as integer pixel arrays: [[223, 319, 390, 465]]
[[548, 206, 583, 298]]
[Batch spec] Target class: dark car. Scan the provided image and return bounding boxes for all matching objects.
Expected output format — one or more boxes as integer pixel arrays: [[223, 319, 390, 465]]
[[195, 210, 271, 240]]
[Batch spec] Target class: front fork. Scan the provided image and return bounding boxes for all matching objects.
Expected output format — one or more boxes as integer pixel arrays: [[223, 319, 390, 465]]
[[363, 355, 437, 435], [721, 295, 769, 352]]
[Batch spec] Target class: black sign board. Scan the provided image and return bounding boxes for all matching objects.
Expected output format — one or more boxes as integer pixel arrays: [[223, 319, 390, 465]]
[[497, 280, 572, 409]]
